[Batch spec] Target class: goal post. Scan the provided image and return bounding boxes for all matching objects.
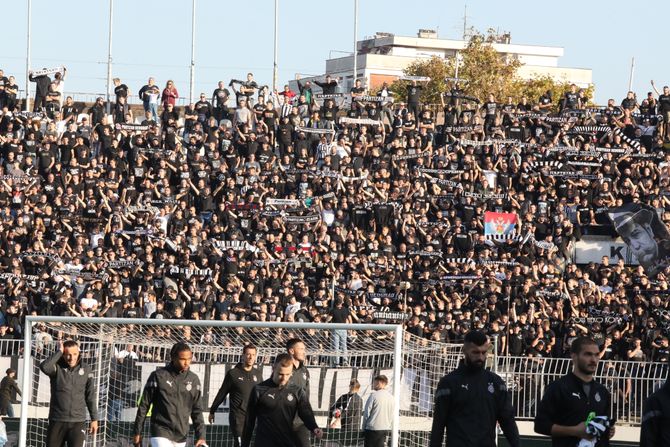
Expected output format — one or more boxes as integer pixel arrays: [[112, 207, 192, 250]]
[[20, 316, 428, 447]]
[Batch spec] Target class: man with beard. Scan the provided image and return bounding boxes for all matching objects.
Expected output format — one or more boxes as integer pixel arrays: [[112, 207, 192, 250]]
[[534, 337, 615, 447], [429, 331, 519, 447], [209, 344, 263, 447], [241, 354, 322, 447]]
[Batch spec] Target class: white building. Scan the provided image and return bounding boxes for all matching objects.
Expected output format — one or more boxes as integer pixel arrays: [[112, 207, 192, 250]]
[[297, 29, 592, 94]]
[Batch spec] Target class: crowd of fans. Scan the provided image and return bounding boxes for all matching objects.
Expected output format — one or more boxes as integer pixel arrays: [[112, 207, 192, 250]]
[[0, 67, 669, 363]]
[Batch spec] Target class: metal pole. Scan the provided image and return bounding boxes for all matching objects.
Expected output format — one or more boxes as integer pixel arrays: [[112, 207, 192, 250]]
[[105, 0, 114, 115], [391, 325, 403, 447], [352, 0, 358, 87], [19, 319, 33, 446], [25, 0, 32, 111], [92, 327, 105, 447], [272, 0, 279, 92], [189, 0, 196, 104], [628, 57, 635, 92]]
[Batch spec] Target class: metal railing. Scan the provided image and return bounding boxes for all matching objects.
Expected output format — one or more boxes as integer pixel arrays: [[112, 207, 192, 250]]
[[3, 336, 665, 427]]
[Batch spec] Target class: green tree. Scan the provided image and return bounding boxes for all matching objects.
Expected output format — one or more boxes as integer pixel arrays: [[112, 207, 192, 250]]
[[388, 30, 594, 109]]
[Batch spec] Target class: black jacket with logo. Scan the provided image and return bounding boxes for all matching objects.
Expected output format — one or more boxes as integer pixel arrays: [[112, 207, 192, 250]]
[[288, 361, 310, 428], [242, 378, 318, 447], [534, 372, 611, 447], [134, 363, 205, 443], [39, 351, 98, 422], [429, 363, 519, 447], [209, 363, 263, 434], [641, 380, 670, 447]]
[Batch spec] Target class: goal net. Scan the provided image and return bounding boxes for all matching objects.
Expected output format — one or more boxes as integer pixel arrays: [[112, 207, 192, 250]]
[[19, 317, 463, 447]]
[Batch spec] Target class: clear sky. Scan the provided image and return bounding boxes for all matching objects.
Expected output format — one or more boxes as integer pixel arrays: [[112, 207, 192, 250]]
[[1, 0, 666, 105]]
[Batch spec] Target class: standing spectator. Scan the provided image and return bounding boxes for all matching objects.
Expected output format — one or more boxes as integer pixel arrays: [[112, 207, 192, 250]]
[[161, 80, 179, 109], [133, 342, 206, 447], [534, 337, 615, 447], [113, 77, 129, 102], [362, 375, 394, 447], [241, 354, 322, 447], [651, 80, 670, 139], [209, 344, 262, 447], [139, 77, 160, 123], [88, 97, 106, 127], [314, 74, 340, 95], [194, 94, 213, 125], [39, 340, 99, 447], [29, 68, 52, 112], [326, 297, 352, 366], [406, 80, 423, 119], [429, 330, 520, 447], [211, 81, 230, 121], [4, 76, 18, 111], [51, 67, 67, 108], [0, 369, 20, 417]]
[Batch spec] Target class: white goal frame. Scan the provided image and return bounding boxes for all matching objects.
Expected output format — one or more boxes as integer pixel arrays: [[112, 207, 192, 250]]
[[19, 316, 404, 447]]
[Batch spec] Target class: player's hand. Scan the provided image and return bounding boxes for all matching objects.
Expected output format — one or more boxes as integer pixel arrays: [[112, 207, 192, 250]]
[[195, 439, 207, 446], [313, 428, 323, 439], [573, 422, 593, 440], [132, 434, 142, 447], [609, 425, 616, 439], [208, 413, 215, 424], [89, 420, 98, 435]]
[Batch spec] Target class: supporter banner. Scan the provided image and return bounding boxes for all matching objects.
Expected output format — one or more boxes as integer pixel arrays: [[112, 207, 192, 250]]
[[586, 107, 623, 116], [630, 152, 662, 159], [569, 126, 612, 134], [443, 258, 474, 264], [126, 206, 159, 214], [168, 267, 213, 277], [140, 148, 173, 156], [417, 168, 464, 175], [210, 240, 259, 253], [115, 123, 150, 132], [567, 161, 602, 167], [533, 239, 556, 251], [484, 212, 518, 240], [392, 152, 424, 161], [462, 191, 509, 201], [367, 292, 398, 303], [573, 236, 639, 265], [226, 203, 260, 211], [547, 171, 599, 180], [19, 251, 62, 263], [408, 250, 442, 258], [314, 93, 344, 99], [372, 311, 406, 322], [282, 214, 320, 224], [608, 203, 670, 276], [428, 178, 463, 189], [53, 268, 108, 281], [334, 286, 360, 296], [545, 146, 581, 154], [355, 95, 393, 103], [0, 273, 40, 282], [529, 161, 564, 170], [400, 76, 431, 82], [443, 125, 475, 134], [479, 260, 518, 266], [543, 116, 576, 124], [439, 275, 480, 280], [30, 66, 63, 76], [459, 138, 519, 147], [14, 111, 47, 120], [106, 260, 143, 269], [114, 228, 155, 236], [265, 198, 301, 207], [0, 175, 40, 181], [594, 147, 628, 154], [295, 126, 335, 135], [611, 127, 641, 149], [418, 221, 450, 228], [339, 117, 383, 126]]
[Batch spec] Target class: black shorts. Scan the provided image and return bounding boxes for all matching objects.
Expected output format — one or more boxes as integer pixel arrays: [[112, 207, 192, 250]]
[[46, 420, 87, 447]]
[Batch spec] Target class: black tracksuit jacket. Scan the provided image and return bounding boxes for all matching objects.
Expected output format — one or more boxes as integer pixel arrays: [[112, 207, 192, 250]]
[[534, 372, 612, 447]]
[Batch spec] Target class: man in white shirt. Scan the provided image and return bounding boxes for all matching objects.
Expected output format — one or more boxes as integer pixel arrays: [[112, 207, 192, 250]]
[[363, 375, 394, 447]]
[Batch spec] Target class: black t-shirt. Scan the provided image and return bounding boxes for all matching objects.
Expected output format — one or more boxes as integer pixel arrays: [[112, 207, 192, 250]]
[[407, 85, 422, 104], [658, 94, 670, 113], [114, 84, 129, 99], [330, 306, 350, 323]]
